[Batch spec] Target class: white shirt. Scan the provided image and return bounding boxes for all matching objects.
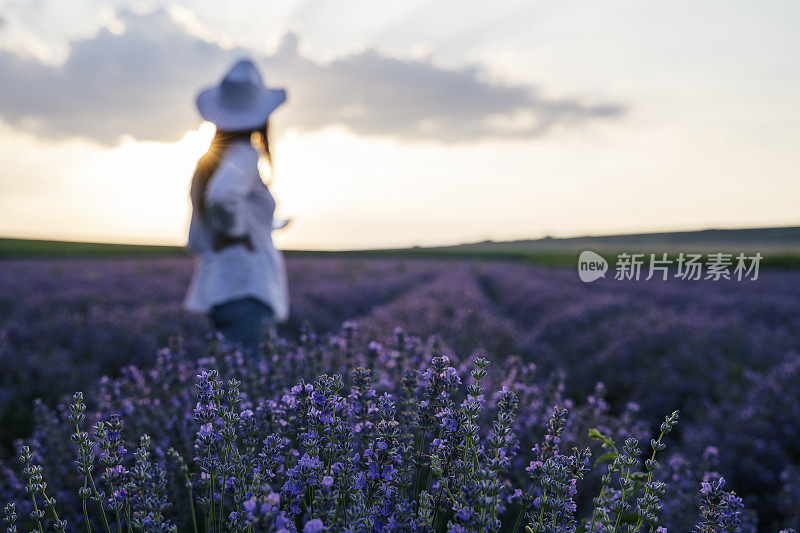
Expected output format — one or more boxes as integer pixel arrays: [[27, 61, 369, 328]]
[[183, 141, 289, 322]]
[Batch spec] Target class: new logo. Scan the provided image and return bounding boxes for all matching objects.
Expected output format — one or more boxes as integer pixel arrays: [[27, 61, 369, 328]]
[[578, 251, 608, 282]]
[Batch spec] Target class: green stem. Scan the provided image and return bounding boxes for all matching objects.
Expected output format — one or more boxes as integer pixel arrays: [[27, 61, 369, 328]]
[[511, 507, 525, 533], [424, 428, 443, 492], [185, 481, 199, 533], [82, 475, 92, 533], [612, 463, 632, 533], [29, 491, 44, 533], [413, 429, 426, 496], [537, 487, 548, 529], [218, 443, 230, 533], [208, 447, 216, 532], [490, 447, 501, 523], [305, 469, 316, 518], [74, 421, 109, 533], [634, 431, 666, 531], [31, 475, 69, 532], [590, 441, 618, 533], [105, 475, 122, 533], [300, 495, 312, 517], [88, 474, 113, 533], [588, 483, 607, 533], [430, 484, 446, 531], [511, 480, 537, 533], [125, 504, 133, 533]]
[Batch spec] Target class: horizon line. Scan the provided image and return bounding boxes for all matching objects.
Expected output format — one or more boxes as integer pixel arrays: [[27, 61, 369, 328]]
[[2, 223, 800, 252]]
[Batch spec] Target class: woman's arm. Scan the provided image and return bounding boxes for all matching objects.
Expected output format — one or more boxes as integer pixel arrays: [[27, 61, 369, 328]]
[[204, 143, 259, 237]]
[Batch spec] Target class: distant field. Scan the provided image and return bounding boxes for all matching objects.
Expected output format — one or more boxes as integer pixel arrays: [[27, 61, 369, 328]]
[[0, 237, 186, 257], [423, 225, 800, 267], [3, 226, 800, 267]]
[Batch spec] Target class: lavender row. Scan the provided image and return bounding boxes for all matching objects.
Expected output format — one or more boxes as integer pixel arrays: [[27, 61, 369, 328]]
[[0, 256, 441, 449], [2, 255, 799, 528], [0, 328, 761, 532]]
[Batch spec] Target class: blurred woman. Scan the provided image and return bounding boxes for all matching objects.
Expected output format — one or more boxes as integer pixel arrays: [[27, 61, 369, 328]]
[[184, 58, 289, 357]]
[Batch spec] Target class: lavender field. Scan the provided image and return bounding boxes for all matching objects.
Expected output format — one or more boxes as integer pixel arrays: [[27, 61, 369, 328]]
[[1, 255, 799, 531]]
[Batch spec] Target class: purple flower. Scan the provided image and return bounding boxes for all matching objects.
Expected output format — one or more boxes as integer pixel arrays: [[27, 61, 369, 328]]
[[4, 256, 790, 530], [355, 472, 366, 490], [303, 518, 326, 533]]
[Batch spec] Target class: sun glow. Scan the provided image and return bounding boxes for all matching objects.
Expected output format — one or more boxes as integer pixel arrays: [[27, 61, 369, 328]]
[[70, 125, 215, 244], [32, 124, 216, 246]]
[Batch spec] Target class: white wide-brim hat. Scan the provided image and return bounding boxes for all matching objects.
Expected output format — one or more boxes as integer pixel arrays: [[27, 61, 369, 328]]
[[196, 58, 286, 131]]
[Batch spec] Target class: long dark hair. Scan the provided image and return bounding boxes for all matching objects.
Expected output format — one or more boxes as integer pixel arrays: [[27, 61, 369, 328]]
[[191, 122, 272, 215]]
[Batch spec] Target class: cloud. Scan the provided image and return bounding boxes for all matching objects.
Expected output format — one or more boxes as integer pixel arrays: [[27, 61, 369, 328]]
[[0, 9, 233, 144], [267, 35, 623, 142], [0, 8, 622, 145]]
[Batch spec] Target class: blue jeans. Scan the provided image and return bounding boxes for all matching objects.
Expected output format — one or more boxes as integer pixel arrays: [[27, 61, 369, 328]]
[[210, 297, 275, 358]]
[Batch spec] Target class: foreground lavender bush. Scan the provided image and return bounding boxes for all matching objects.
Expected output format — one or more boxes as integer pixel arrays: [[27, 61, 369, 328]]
[[1, 328, 755, 532], [3, 256, 799, 528], [0, 256, 437, 448]]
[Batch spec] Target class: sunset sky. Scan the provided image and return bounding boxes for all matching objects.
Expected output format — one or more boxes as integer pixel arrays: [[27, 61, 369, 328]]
[[1, 1, 799, 250]]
